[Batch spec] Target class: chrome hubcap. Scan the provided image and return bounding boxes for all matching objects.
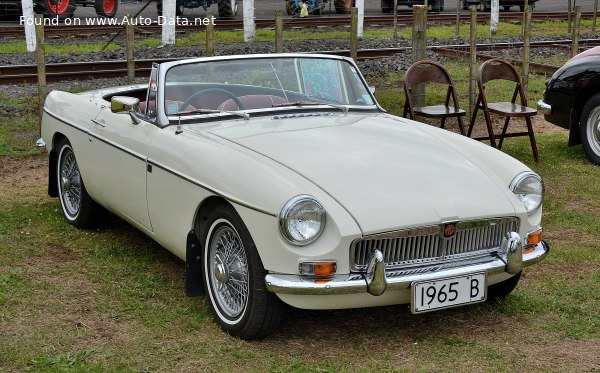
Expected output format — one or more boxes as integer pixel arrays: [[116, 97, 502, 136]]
[[209, 225, 249, 319], [59, 148, 82, 218]]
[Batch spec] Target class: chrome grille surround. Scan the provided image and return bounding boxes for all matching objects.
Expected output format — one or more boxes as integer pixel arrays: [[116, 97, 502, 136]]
[[350, 217, 519, 272]]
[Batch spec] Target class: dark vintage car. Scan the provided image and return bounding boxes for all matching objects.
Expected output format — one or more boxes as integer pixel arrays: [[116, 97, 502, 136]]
[[538, 46, 600, 165]]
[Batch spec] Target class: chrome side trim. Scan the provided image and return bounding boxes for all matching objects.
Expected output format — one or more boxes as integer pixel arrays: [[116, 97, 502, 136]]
[[147, 159, 278, 217], [265, 241, 549, 296]]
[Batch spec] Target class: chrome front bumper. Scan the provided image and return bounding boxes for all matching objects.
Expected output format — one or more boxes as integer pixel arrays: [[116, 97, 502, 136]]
[[537, 99, 552, 115], [265, 237, 549, 296]]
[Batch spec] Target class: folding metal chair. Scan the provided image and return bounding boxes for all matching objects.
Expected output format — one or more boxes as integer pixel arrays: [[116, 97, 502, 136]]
[[466, 58, 539, 162], [403, 60, 466, 135]]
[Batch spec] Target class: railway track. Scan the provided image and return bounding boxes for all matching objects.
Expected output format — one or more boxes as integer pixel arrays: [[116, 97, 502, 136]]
[[3, 39, 599, 85], [0, 11, 596, 37]]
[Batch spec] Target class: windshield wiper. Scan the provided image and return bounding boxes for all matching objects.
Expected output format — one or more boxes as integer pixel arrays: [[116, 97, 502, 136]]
[[171, 108, 250, 120], [272, 101, 349, 113]]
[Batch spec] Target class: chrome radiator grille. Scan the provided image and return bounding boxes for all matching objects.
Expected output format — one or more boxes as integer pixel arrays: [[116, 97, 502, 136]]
[[351, 217, 519, 271]]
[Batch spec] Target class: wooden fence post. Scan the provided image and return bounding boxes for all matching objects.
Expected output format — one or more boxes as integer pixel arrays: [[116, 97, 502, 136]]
[[522, 4, 531, 104], [469, 4, 477, 115], [206, 12, 215, 57], [571, 6, 581, 58], [594, 0, 598, 32], [350, 7, 358, 61], [275, 10, 283, 53], [411, 5, 427, 107], [126, 14, 135, 84], [456, 0, 460, 36], [567, 0, 572, 33], [393, 0, 398, 39], [35, 14, 46, 122], [243, 0, 255, 42]]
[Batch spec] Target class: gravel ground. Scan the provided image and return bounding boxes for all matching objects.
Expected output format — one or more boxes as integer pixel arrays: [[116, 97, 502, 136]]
[[1, 32, 598, 103]]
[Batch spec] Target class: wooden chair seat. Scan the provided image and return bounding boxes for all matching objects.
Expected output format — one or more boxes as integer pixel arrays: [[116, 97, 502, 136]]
[[487, 102, 537, 117], [414, 105, 466, 118], [403, 60, 466, 135]]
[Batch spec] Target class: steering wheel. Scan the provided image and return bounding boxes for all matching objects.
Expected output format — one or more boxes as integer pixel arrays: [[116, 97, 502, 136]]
[[179, 88, 245, 111]]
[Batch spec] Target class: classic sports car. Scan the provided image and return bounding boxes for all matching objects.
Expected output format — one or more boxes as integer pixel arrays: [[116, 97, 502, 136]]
[[538, 46, 600, 165], [38, 54, 548, 340]]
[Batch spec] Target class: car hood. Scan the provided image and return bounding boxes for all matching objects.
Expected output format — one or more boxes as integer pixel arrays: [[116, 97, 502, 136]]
[[203, 112, 517, 234]]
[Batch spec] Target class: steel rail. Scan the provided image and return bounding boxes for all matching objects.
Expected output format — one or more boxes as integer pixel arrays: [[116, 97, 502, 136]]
[[0, 11, 595, 37], [4, 39, 589, 85]]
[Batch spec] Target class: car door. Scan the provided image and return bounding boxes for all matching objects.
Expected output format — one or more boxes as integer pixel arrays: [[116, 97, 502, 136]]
[[86, 105, 157, 232]]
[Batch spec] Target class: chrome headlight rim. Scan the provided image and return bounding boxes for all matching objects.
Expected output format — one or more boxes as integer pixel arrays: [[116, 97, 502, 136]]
[[509, 171, 544, 215], [279, 194, 326, 246]]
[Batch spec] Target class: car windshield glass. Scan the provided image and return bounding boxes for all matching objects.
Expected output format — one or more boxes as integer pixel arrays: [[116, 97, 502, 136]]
[[164, 56, 376, 116]]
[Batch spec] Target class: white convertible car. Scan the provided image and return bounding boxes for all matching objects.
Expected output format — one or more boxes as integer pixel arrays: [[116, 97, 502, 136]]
[[38, 54, 548, 339]]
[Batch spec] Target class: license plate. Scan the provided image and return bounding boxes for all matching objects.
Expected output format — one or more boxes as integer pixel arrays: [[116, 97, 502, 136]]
[[411, 272, 486, 313]]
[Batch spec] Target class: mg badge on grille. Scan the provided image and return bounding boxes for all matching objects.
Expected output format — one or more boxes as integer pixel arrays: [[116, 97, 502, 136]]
[[442, 222, 458, 239]]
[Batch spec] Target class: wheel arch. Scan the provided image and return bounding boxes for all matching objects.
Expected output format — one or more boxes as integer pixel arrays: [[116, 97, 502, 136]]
[[570, 85, 600, 146], [48, 132, 68, 198], [186, 195, 234, 297]]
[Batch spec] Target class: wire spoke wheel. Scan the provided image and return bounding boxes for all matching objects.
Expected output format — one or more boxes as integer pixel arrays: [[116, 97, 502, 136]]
[[208, 225, 249, 319], [59, 146, 82, 218]]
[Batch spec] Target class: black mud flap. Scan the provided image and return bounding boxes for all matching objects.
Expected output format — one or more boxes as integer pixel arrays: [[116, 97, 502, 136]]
[[186, 230, 205, 297], [568, 108, 581, 147], [48, 149, 58, 197]]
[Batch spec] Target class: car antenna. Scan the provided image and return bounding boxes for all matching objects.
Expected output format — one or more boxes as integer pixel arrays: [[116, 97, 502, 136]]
[[175, 116, 183, 135]]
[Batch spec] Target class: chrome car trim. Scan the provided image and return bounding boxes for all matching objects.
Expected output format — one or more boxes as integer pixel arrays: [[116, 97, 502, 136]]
[[279, 195, 326, 246], [365, 250, 386, 296], [147, 159, 278, 217], [350, 217, 519, 271], [44, 107, 90, 135], [35, 137, 47, 152], [502, 232, 522, 274], [265, 241, 549, 295], [537, 99, 552, 115], [509, 171, 544, 216]]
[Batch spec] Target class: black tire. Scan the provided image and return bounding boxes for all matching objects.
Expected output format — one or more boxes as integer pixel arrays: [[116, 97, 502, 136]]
[[94, 0, 117, 17], [487, 272, 521, 301], [461, 0, 468, 10], [503, 5, 511, 11], [334, 0, 350, 14], [579, 93, 600, 165], [34, 0, 75, 20], [201, 205, 284, 340], [156, 2, 184, 16], [218, 0, 237, 18], [285, 0, 293, 15], [381, 0, 393, 13], [519, 5, 525, 11], [56, 138, 102, 229]]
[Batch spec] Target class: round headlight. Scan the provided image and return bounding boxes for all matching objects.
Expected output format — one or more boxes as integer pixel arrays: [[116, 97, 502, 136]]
[[279, 195, 326, 246], [510, 172, 544, 215]]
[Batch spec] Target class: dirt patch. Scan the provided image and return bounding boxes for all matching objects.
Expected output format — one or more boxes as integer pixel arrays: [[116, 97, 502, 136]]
[[0, 154, 48, 190]]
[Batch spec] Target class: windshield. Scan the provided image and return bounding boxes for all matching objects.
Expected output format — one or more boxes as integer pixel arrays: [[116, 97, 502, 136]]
[[163, 56, 376, 116]]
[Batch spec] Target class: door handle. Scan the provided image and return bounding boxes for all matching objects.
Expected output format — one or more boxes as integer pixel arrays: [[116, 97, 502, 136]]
[[91, 119, 106, 127]]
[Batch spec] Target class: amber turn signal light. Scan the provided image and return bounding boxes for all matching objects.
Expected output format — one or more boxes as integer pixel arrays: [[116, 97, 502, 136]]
[[299, 261, 337, 277], [526, 228, 542, 248]]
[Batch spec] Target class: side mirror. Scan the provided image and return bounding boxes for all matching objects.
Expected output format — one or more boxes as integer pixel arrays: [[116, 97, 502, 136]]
[[111, 96, 140, 114]]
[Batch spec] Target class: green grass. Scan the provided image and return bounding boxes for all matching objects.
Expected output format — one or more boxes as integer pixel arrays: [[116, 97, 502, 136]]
[[0, 61, 599, 372], [0, 18, 596, 54]]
